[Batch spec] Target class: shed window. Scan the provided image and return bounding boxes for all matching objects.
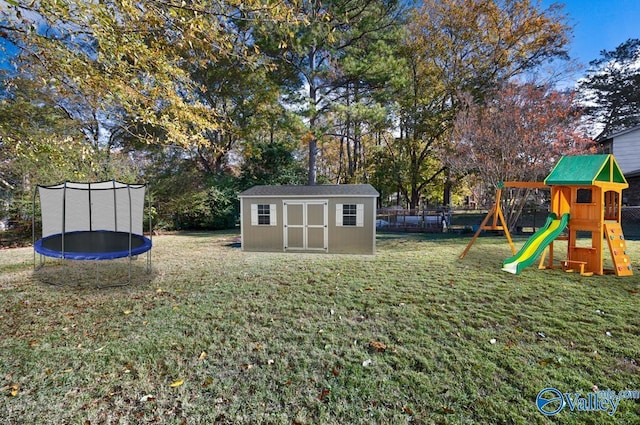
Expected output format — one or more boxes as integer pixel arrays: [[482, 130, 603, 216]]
[[251, 204, 276, 226], [336, 203, 364, 227]]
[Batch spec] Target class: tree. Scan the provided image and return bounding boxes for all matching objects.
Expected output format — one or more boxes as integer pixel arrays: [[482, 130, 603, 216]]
[[265, 0, 403, 184], [0, 0, 304, 230], [577, 38, 640, 138], [0, 76, 139, 225], [389, 0, 572, 209], [0, 0, 300, 149], [239, 139, 307, 189], [446, 81, 594, 229]]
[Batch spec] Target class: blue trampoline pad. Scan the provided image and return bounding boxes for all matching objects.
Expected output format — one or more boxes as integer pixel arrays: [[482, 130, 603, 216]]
[[34, 230, 152, 260]]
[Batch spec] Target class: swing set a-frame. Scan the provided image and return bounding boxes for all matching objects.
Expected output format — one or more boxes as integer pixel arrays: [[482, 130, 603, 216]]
[[459, 181, 548, 259]]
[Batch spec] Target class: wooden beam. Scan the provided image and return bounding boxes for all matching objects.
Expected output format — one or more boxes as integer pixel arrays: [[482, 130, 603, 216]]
[[502, 181, 548, 189]]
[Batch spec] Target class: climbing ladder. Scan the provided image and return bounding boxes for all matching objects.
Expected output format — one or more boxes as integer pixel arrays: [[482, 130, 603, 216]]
[[603, 222, 633, 276]]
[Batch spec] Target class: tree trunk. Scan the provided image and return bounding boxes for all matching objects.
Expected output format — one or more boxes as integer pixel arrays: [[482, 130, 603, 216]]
[[307, 48, 318, 185], [308, 138, 317, 185]]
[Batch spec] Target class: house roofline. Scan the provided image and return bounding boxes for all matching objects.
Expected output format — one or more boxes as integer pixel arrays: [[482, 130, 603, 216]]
[[598, 124, 640, 142], [625, 169, 640, 179]]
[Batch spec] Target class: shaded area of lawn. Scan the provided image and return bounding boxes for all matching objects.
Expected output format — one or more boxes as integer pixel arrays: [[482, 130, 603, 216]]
[[1, 231, 639, 424]]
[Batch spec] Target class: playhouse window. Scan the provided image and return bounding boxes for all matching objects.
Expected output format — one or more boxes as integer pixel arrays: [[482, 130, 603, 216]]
[[576, 189, 592, 204], [337, 204, 364, 227], [251, 204, 276, 226]]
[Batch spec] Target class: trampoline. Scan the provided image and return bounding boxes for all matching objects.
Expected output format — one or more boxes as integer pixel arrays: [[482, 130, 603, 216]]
[[34, 230, 152, 261], [33, 180, 153, 286]]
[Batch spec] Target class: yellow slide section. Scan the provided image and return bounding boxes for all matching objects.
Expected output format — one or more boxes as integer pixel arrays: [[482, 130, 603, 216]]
[[502, 213, 569, 275]]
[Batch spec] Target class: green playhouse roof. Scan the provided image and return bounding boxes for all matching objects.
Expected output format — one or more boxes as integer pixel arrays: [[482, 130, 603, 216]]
[[544, 154, 627, 186]]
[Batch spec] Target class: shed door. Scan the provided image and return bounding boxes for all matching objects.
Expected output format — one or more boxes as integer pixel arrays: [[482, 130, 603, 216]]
[[283, 200, 328, 252]]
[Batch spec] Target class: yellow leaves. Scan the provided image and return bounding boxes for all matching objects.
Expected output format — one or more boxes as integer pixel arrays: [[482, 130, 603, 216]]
[[198, 351, 207, 361], [169, 379, 184, 388], [6, 384, 19, 397]]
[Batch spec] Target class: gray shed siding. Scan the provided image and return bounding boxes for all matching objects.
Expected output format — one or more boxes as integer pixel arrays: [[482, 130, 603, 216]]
[[326, 196, 376, 254], [239, 185, 378, 254], [240, 197, 285, 251], [611, 127, 640, 174]]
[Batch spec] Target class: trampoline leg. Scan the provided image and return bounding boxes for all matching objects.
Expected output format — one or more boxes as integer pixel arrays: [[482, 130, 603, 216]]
[[34, 254, 45, 270], [146, 251, 152, 273]]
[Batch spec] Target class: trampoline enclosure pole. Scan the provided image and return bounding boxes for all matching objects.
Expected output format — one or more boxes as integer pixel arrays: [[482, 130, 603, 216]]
[[128, 184, 132, 282], [32, 188, 36, 269], [112, 179, 117, 232], [62, 181, 66, 259], [147, 184, 152, 273]]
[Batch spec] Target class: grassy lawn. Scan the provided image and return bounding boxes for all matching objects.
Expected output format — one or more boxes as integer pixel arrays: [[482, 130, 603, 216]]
[[1, 231, 639, 424]]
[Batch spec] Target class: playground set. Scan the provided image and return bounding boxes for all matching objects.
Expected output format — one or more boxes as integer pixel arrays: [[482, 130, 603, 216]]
[[460, 154, 633, 277]]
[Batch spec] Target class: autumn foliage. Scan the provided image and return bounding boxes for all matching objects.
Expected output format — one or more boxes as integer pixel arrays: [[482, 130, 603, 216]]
[[446, 82, 595, 228]]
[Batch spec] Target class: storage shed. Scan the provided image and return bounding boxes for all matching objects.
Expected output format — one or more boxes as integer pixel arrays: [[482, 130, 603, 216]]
[[238, 184, 379, 254]]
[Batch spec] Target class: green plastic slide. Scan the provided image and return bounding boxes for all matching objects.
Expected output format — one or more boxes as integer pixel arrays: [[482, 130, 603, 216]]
[[501, 213, 570, 275]]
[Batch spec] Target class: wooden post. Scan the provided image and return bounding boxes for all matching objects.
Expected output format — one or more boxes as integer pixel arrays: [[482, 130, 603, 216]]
[[460, 182, 548, 259]]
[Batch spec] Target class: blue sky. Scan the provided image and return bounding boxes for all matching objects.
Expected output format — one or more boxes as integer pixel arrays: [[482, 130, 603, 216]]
[[543, 0, 640, 66]]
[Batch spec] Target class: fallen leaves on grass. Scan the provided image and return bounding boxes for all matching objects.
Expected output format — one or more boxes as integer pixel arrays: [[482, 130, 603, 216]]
[[503, 341, 515, 350], [369, 340, 387, 353], [538, 356, 563, 367], [441, 406, 455, 414], [318, 388, 330, 401], [169, 379, 184, 388], [198, 351, 207, 361]]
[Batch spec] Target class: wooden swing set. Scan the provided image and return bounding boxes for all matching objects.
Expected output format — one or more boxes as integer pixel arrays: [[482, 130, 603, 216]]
[[459, 181, 548, 259]]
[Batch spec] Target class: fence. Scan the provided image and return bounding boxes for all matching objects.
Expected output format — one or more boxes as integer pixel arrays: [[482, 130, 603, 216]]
[[377, 206, 640, 235], [376, 208, 451, 232]]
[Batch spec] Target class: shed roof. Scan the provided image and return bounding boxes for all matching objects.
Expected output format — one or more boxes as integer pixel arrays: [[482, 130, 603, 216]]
[[238, 184, 379, 198], [544, 154, 627, 186]]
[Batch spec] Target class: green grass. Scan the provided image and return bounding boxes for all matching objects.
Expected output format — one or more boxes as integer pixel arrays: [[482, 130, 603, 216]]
[[1, 231, 639, 424]]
